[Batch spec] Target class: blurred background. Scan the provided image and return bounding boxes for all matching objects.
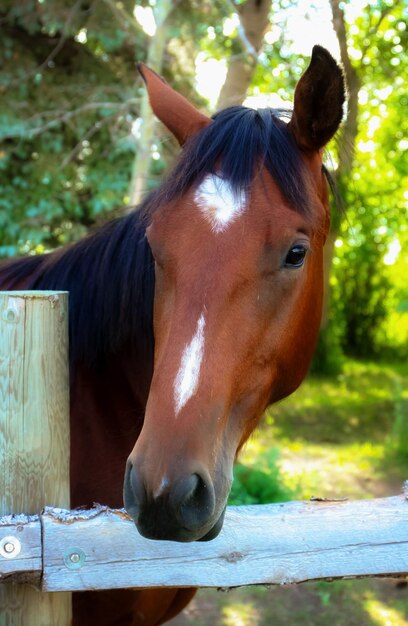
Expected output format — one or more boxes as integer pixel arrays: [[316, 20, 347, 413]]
[[1, 0, 407, 624]]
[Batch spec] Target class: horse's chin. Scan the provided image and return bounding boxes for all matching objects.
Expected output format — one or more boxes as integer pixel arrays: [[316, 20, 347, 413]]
[[197, 507, 226, 541], [132, 506, 227, 543]]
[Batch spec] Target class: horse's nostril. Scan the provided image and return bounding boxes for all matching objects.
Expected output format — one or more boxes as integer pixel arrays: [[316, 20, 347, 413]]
[[172, 472, 215, 530], [124, 462, 217, 540], [123, 461, 145, 523], [177, 473, 200, 503]]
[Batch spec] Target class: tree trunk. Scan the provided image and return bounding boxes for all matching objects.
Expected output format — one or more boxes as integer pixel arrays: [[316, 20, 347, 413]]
[[330, 0, 361, 178], [321, 0, 361, 330], [127, 0, 173, 210], [216, 0, 272, 110]]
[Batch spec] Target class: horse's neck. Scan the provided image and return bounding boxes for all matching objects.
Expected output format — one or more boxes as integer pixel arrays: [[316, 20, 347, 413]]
[[70, 352, 151, 508]]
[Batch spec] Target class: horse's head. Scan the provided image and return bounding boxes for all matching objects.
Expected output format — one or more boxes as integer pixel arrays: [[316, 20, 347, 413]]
[[124, 46, 345, 541]]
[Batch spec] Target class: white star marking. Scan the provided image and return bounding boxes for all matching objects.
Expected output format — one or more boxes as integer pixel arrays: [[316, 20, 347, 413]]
[[194, 174, 246, 233]]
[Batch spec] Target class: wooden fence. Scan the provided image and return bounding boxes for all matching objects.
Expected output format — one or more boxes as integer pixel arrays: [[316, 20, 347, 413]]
[[0, 291, 71, 623], [1, 496, 408, 593], [1, 291, 407, 623]]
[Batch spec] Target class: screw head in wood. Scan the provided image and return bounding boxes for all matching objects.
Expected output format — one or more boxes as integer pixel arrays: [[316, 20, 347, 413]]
[[0, 536, 21, 559], [64, 548, 86, 569]]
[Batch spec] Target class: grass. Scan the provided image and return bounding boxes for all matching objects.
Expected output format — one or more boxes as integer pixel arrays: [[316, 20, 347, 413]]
[[168, 358, 408, 626], [170, 581, 408, 626], [236, 358, 408, 500], [265, 359, 408, 445]]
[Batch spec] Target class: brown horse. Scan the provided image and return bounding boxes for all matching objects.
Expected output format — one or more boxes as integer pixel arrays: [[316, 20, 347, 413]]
[[0, 46, 344, 625]]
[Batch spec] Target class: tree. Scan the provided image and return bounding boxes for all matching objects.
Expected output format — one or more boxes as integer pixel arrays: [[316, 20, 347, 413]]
[[216, 0, 272, 110], [326, 0, 408, 359], [127, 0, 174, 208], [1, 0, 406, 358], [0, 0, 146, 255]]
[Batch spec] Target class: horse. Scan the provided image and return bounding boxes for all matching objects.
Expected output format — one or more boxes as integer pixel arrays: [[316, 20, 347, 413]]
[[0, 45, 344, 625]]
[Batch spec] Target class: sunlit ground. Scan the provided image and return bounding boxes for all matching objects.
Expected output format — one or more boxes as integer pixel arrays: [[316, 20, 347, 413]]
[[169, 581, 408, 626], [168, 359, 408, 625], [365, 596, 407, 626]]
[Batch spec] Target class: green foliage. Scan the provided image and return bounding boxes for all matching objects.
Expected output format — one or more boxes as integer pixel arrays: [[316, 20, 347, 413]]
[[240, 358, 408, 501], [334, 238, 391, 357], [326, 1, 408, 360], [390, 380, 408, 460], [0, 0, 407, 370], [228, 449, 292, 505], [312, 325, 345, 376], [268, 358, 408, 446], [0, 0, 146, 256]]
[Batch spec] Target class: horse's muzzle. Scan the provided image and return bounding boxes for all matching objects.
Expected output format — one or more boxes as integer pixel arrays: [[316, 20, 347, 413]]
[[123, 460, 224, 542]]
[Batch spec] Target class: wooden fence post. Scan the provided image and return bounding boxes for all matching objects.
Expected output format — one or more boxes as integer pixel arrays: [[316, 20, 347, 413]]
[[0, 291, 71, 625]]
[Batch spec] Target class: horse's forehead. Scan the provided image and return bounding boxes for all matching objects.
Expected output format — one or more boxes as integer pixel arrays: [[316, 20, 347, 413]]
[[194, 175, 247, 234], [152, 172, 311, 251]]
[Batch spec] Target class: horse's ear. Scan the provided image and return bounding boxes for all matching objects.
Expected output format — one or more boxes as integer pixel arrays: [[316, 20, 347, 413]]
[[289, 46, 345, 151], [138, 63, 211, 146]]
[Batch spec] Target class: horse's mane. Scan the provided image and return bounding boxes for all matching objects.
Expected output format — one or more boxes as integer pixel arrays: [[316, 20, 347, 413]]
[[149, 107, 314, 218], [0, 212, 155, 366], [0, 107, 319, 366]]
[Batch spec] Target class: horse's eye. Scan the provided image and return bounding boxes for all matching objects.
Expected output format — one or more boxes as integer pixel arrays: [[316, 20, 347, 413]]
[[285, 245, 308, 268]]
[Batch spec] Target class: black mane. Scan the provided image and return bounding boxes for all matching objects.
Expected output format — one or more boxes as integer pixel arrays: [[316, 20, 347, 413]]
[[149, 107, 313, 217], [0, 107, 319, 366], [0, 213, 155, 366]]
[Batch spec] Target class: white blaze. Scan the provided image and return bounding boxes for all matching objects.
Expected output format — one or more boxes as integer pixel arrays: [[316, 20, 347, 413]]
[[174, 314, 206, 415], [153, 476, 170, 499], [194, 174, 246, 232]]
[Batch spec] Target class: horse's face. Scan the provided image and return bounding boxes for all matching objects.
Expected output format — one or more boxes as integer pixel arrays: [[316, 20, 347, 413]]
[[125, 46, 344, 541]]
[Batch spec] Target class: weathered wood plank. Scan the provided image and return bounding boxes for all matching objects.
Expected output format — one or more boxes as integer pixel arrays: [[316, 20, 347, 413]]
[[0, 515, 41, 583], [41, 495, 408, 592], [0, 292, 71, 624]]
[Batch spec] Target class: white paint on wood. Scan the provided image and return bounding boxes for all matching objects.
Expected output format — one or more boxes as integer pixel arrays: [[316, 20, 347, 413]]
[[174, 313, 206, 414], [195, 175, 246, 233], [0, 291, 71, 624]]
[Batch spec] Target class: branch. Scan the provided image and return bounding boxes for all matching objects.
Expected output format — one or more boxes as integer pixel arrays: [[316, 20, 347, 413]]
[[222, 0, 259, 61], [330, 0, 361, 176], [216, 0, 272, 109], [126, 0, 174, 208], [2, 0, 86, 89], [60, 112, 121, 169], [360, 0, 402, 64], [330, 0, 358, 91], [102, 0, 142, 38], [103, 0, 177, 38], [1, 101, 138, 140]]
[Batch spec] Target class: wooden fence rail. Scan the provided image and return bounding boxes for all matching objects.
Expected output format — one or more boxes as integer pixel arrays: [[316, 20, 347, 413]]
[[1, 494, 408, 592]]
